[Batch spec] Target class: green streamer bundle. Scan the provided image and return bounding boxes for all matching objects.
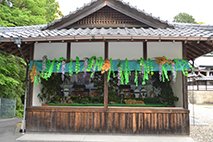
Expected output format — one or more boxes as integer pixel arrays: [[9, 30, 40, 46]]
[[107, 58, 112, 82], [69, 59, 73, 76], [47, 59, 56, 78], [120, 64, 124, 85], [98, 57, 104, 71], [134, 68, 138, 86], [75, 56, 80, 74], [124, 59, 131, 84]]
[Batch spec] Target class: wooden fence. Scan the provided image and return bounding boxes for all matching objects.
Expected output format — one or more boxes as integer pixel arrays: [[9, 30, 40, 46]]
[[26, 107, 189, 134]]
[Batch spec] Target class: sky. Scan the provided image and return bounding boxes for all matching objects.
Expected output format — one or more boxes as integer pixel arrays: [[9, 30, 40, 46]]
[[56, 0, 213, 25]]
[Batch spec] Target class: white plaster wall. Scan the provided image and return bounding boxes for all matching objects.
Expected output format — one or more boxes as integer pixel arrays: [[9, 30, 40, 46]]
[[171, 71, 183, 107], [33, 83, 42, 106], [109, 42, 143, 60], [71, 42, 104, 60], [147, 42, 182, 59], [34, 43, 67, 60]]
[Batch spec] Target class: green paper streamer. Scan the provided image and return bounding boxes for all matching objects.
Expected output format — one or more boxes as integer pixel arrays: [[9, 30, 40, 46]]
[[75, 56, 80, 74], [134, 69, 138, 86], [69, 59, 73, 76], [47, 59, 56, 78], [124, 59, 130, 84], [107, 58, 112, 82], [120, 64, 124, 85]]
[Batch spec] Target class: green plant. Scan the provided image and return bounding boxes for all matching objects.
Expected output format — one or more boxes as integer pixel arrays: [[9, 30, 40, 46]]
[[108, 90, 118, 102], [38, 73, 68, 103], [152, 72, 178, 105]]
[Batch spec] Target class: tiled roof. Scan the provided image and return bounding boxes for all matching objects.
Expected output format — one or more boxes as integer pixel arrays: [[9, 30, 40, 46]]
[[0, 26, 213, 42], [44, 0, 171, 30], [195, 76, 213, 81], [0, 24, 46, 33]]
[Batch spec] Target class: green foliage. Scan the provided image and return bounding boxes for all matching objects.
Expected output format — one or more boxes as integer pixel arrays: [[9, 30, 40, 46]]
[[173, 13, 197, 24], [91, 72, 119, 95], [0, 0, 62, 27], [0, 51, 26, 117], [152, 72, 178, 105], [38, 73, 67, 103]]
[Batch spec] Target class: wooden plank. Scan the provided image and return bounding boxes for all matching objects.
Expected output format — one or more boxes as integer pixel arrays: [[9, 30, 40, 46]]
[[138, 113, 143, 133], [75, 112, 81, 132], [170, 113, 175, 134], [69, 112, 75, 132], [132, 113, 136, 133], [120, 113, 125, 133], [107, 113, 113, 133], [158, 113, 163, 133], [26, 111, 32, 131], [89, 112, 94, 132], [94, 112, 100, 132], [40, 112, 45, 132], [114, 113, 119, 133], [56, 112, 61, 132]]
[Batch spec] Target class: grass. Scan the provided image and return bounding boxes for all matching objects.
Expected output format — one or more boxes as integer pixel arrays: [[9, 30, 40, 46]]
[[46, 103, 168, 107]]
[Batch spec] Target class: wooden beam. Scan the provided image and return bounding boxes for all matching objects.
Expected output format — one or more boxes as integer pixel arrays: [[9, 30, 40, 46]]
[[27, 43, 34, 108], [67, 42, 71, 62], [143, 42, 147, 60], [182, 42, 187, 60], [104, 41, 109, 109]]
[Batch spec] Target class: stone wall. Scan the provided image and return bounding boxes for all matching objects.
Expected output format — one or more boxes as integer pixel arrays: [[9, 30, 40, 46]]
[[188, 91, 213, 104]]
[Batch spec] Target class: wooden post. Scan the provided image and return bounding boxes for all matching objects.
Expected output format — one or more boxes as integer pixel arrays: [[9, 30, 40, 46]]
[[104, 41, 108, 109], [27, 43, 34, 108], [67, 42, 71, 62], [143, 41, 147, 60], [182, 42, 188, 109]]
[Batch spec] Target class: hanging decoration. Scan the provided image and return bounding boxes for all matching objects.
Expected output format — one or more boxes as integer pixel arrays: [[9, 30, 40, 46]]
[[69, 59, 73, 76], [29, 56, 193, 86], [75, 56, 80, 74], [61, 60, 66, 81], [155, 56, 175, 82], [47, 59, 56, 78], [30, 63, 37, 83], [124, 59, 131, 84], [83, 59, 88, 78], [101, 58, 111, 74]]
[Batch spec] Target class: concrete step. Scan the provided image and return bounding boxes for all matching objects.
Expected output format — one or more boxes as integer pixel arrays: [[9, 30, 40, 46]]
[[16, 133, 195, 142]]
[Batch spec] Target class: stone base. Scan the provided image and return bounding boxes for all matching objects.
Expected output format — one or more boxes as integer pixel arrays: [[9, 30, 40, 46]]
[[188, 91, 213, 104]]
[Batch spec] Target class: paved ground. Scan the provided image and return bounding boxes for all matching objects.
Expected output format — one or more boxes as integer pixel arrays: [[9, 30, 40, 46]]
[[16, 133, 194, 142], [189, 104, 213, 142], [0, 117, 22, 142]]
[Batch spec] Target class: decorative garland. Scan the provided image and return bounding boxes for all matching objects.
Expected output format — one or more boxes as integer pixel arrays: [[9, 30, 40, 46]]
[[30, 56, 193, 86], [101, 58, 111, 74]]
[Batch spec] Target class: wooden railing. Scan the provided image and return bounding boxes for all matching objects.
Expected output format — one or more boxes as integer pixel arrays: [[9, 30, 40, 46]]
[[26, 107, 189, 134]]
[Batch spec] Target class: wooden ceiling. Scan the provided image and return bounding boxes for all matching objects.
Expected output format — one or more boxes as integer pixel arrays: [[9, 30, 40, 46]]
[[0, 42, 32, 59], [1, 41, 213, 61]]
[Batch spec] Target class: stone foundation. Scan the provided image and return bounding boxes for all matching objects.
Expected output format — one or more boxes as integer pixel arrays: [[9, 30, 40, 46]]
[[188, 91, 213, 104]]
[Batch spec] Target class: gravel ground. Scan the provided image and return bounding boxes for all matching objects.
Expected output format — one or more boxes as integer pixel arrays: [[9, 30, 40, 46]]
[[189, 104, 213, 142]]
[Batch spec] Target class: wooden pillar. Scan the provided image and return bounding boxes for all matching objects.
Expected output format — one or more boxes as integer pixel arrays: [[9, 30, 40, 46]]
[[104, 41, 109, 109], [27, 43, 34, 108], [143, 41, 147, 60], [182, 42, 188, 109], [67, 42, 71, 62]]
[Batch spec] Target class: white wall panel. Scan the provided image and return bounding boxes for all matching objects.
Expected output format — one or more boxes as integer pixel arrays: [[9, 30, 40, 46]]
[[171, 72, 183, 107], [71, 42, 104, 60], [34, 43, 67, 60], [32, 83, 42, 106], [109, 42, 143, 60], [147, 42, 182, 59]]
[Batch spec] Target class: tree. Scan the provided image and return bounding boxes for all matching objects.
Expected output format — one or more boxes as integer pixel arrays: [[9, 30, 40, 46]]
[[0, 51, 26, 117], [173, 13, 197, 24], [0, 0, 62, 117], [0, 0, 62, 27]]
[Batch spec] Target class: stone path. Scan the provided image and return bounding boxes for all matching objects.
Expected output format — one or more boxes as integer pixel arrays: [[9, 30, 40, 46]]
[[189, 104, 213, 142]]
